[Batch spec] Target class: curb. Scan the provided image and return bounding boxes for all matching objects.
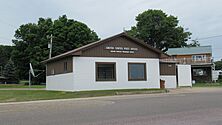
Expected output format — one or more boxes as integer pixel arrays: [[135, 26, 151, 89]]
[[0, 90, 168, 106]]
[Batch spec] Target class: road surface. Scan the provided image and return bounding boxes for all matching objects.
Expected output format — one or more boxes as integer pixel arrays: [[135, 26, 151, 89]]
[[1, 88, 222, 125]]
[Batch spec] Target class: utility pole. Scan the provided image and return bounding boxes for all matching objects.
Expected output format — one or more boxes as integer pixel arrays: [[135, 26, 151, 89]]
[[49, 34, 53, 59], [29, 70, 31, 88]]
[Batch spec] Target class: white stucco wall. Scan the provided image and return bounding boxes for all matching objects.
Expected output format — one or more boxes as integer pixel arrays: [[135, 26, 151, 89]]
[[72, 57, 160, 91], [46, 73, 74, 91], [160, 75, 177, 88], [177, 64, 192, 87]]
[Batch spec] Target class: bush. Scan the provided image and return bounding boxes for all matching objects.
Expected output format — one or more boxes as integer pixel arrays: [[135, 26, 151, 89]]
[[217, 76, 222, 83]]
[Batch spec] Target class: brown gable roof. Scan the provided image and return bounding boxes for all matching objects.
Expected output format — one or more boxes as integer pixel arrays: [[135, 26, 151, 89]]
[[42, 32, 164, 63]]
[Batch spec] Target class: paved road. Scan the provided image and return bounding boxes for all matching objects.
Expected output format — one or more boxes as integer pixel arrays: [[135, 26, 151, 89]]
[[1, 88, 222, 125]]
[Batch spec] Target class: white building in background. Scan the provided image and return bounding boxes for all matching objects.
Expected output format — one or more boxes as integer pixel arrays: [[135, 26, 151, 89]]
[[212, 70, 222, 82], [43, 33, 192, 91]]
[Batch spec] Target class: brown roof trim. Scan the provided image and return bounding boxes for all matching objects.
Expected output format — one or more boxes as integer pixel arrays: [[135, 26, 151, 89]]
[[160, 53, 171, 59], [159, 61, 177, 64], [42, 32, 164, 63], [122, 33, 162, 54]]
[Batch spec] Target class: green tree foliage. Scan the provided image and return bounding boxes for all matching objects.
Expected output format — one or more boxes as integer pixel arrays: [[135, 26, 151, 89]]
[[51, 15, 99, 56], [215, 61, 222, 70], [12, 15, 99, 81], [2, 59, 17, 79], [0, 45, 14, 66], [187, 40, 200, 47], [0, 45, 14, 76], [127, 9, 192, 52]]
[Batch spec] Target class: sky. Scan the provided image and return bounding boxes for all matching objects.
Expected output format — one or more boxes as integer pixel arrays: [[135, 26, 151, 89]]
[[0, 0, 221, 60]]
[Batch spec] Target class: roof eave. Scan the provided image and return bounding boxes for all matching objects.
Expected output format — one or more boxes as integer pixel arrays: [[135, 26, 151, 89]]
[[42, 32, 165, 63]]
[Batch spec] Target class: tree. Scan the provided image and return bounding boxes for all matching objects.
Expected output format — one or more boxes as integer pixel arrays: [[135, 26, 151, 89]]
[[187, 40, 200, 47], [0, 45, 14, 66], [127, 9, 191, 52], [0, 45, 14, 76], [2, 59, 17, 79], [51, 15, 99, 56], [12, 15, 99, 82], [215, 61, 222, 70]]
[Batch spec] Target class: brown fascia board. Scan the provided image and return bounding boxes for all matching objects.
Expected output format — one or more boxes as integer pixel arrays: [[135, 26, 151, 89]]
[[122, 33, 162, 54], [160, 53, 171, 59], [159, 60, 177, 64], [70, 32, 129, 53], [123, 34, 171, 59], [42, 32, 164, 63], [42, 33, 126, 63]]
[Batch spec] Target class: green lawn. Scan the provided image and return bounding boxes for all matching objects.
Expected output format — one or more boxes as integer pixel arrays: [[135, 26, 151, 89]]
[[0, 80, 45, 89], [0, 84, 45, 88], [192, 82, 222, 87], [0, 89, 166, 103]]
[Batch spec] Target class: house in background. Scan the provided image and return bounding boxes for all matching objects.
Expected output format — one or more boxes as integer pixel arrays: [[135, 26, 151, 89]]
[[162, 46, 213, 83], [212, 70, 222, 82]]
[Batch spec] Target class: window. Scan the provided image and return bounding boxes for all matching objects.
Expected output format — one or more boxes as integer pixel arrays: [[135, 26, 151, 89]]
[[96, 62, 116, 81], [64, 62, 68, 72], [192, 55, 206, 61], [128, 63, 146, 81], [193, 69, 207, 76]]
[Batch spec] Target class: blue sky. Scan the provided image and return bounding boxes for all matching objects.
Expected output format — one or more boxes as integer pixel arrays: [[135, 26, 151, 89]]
[[0, 0, 221, 60]]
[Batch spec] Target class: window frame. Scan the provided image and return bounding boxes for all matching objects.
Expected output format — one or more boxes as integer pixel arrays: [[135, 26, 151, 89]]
[[193, 68, 207, 76], [128, 63, 147, 81], [192, 55, 206, 61], [95, 62, 116, 82]]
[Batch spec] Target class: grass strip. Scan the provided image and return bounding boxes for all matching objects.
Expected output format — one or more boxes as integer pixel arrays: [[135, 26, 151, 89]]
[[0, 89, 167, 103], [192, 82, 222, 88], [0, 84, 45, 88]]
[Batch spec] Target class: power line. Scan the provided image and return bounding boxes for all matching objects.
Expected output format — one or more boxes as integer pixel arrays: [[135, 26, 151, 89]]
[[196, 34, 222, 40], [188, 34, 222, 43], [213, 48, 222, 50]]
